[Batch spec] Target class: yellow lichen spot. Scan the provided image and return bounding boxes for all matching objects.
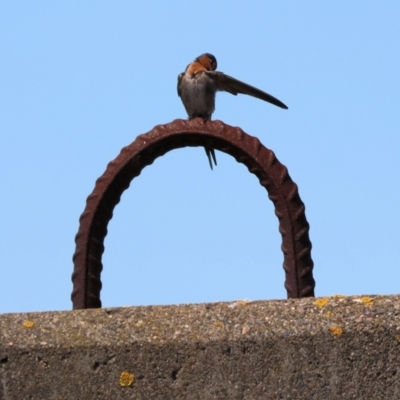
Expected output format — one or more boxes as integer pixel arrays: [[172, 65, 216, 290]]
[[119, 371, 135, 387], [314, 298, 329, 308], [395, 336, 400, 343], [361, 297, 374, 306], [331, 295, 346, 299], [330, 326, 343, 337], [326, 311, 332, 318], [215, 321, 224, 328], [22, 320, 35, 328]]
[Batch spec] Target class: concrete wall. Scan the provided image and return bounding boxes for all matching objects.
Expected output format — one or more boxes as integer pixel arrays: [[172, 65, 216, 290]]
[[1, 295, 399, 399]]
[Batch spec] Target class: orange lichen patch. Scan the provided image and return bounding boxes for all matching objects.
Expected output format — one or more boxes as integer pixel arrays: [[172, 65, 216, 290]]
[[330, 326, 343, 337], [119, 371, 135, 387], [361, 297, 374, 306], [228, 300, 250, 309], [314, 298, 329, 308], [22, 320, 35, 328], [326, 311, 332, 318], [215, 321, 224, 328], [242, 326, 250, 335]]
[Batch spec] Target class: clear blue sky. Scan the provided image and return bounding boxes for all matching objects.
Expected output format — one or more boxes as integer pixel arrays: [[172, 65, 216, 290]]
[[1, 2, 399, 313]]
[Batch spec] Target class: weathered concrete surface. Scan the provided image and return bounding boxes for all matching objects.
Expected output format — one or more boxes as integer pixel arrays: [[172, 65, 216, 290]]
[[1, 295, 400, 399]]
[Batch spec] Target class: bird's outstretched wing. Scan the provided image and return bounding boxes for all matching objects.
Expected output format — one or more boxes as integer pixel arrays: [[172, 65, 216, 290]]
[[205, 71, 288, 109]]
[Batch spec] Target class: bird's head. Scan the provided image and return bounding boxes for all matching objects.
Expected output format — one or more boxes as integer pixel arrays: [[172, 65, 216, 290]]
[[195, 53, 217, 71]]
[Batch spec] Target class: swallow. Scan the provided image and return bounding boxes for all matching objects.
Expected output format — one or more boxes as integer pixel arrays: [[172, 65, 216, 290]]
[[177, 53, 288, 169]]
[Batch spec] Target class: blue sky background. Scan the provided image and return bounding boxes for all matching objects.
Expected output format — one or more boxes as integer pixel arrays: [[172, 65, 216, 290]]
[[1, 2, 399, 313]]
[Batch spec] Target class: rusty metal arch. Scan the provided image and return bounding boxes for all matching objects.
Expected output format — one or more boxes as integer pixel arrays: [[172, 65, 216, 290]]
[[71, 119, 315, 309]]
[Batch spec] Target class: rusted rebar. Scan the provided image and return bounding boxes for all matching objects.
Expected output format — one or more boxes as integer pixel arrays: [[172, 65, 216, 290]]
[[72, 119, 315, 309]]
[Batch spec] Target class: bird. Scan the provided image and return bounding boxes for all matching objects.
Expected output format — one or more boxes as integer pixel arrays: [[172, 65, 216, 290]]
[[177, 53, 288, 169]]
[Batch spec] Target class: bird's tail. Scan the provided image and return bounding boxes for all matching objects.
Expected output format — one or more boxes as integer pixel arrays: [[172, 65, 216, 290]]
[[205, 147, 217, 170]]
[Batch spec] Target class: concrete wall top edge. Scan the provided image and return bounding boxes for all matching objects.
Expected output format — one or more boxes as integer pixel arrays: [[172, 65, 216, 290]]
[[1, 294, 399, 349]]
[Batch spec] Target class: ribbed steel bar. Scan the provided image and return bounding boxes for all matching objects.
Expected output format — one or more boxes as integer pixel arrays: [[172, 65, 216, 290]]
[[72, 118, 315, 309]]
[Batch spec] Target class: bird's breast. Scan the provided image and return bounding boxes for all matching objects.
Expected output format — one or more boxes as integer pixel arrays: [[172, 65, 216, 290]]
[[179, 73, 217, 119]]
